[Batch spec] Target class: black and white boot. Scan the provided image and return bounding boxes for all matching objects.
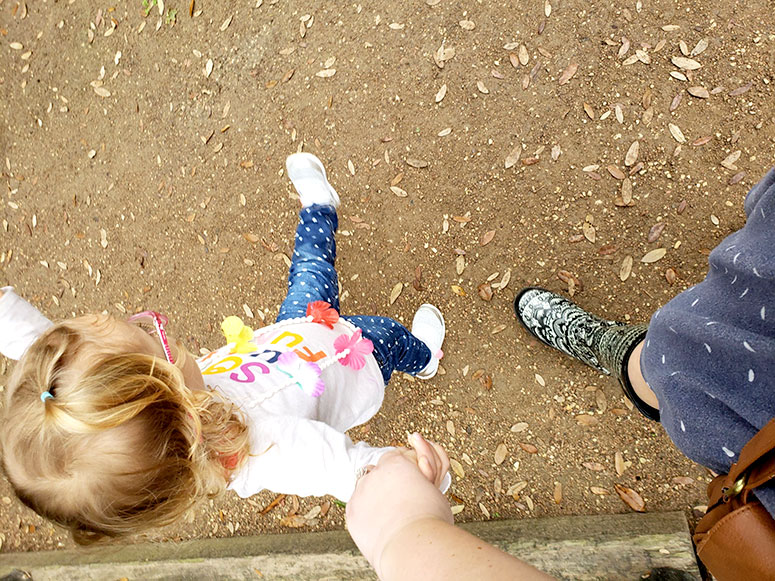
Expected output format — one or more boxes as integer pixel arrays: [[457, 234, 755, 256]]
[[514, 287, 658, 421]]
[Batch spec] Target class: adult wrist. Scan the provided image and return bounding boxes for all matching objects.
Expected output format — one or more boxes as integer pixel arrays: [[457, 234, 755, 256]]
[[373, 516, 448, 579]]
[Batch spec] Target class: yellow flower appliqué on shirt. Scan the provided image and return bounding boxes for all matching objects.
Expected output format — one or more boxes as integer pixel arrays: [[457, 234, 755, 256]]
[[221, 316, 258, 354]]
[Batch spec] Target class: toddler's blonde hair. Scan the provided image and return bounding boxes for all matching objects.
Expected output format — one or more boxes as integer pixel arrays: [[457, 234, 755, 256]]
[[0, 315, 249, 544]]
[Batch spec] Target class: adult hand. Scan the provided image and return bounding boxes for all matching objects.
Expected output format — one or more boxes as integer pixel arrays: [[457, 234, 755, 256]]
[[346, 433, 555, 581], [346, 433, 453, 572]]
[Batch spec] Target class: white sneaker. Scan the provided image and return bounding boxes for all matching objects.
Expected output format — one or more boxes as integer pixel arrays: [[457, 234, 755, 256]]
[[285, 153, 340, 208], [411, 304, 445, 379]]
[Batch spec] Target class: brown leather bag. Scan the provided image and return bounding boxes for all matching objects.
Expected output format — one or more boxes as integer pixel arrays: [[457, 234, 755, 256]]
[[693, 419, 775, 580]]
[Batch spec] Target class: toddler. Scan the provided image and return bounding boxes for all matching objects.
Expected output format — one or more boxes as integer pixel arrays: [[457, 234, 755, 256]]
[[0, 153, 448, 544]]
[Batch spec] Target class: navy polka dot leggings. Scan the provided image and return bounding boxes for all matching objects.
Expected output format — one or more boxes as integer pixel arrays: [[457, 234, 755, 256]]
[[276, 204, 431, 384]]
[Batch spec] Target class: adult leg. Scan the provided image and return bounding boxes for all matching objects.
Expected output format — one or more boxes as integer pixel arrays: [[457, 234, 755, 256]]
[[627, 341, 659, 410], [514, 288, 659, 420]]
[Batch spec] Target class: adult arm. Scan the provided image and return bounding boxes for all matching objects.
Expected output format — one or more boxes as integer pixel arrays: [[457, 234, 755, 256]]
[[346, 434, 555, 581], [0, 286, 54, 360]]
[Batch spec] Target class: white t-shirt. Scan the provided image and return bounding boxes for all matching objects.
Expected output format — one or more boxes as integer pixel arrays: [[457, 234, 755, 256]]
[[0, 288, 452, 502], [198, 317, 393, 501]]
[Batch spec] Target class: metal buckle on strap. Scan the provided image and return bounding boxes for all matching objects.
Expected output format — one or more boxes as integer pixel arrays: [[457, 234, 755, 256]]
[[721, 473, 748, 503]]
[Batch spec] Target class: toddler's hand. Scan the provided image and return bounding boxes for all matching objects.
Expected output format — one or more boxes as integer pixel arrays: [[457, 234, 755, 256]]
[[395, 433, 449, 489]]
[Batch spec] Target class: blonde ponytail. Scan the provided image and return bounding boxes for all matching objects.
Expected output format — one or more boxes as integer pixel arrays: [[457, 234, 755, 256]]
[[0, 315, 249, 544]]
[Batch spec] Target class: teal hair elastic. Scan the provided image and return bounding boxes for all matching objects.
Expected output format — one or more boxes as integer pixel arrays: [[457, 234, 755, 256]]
[[40, 391, 54, 402]]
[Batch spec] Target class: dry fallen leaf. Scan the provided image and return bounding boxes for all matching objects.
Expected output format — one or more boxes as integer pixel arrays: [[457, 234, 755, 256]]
[[558, 62, 578, 85], [435, 84, 447, 103], [476, 80, 489, 94], [507, 481, 528, 498], [620, 178, 633, 206], [557, 270, 583, 293], [647, 222, 666, 243], [690, 38, 708, 57], [450, 458, 465, 478], [590, 486, 610, 496], [665, 268, 677, 285], [455, 255, 466, 275], [433, 43, 456, 68], [595, 389, 607, 412], [729, 81, 753, 97], [618, 37, 631, 58], [390, 186, 408, 197], [624, 141, 639, 166], [607, 165, 625, 180], [554, 482, 562, 505], [671, 56, 702, 70], [576, 414, 599, 426], [687, 86, 709, 99], [480, 229, 496, 246], [720, 150, 741, 170], [518, 44, 529, 65], [669, 92, 683, 112], [612, 452, 625, 476], [641, 248, 667, 263], [582, 461, 605, 471], [494, 443, 508, 465], [259, 494, 285, 515], [315, 69, 336, 78], [389, 282, 403, 304], [615, 484, 646, 512], [504, 146, 522, 169], [619, 255, 633, 281], [582, 221, 596, 243], [668, 123, 686, 143], [519, 442, 538, 454], [491, 324, 507, 335], [477, 283, 493, 301]]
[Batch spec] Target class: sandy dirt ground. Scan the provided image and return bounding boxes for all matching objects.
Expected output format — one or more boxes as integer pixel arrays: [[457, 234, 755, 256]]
[[1, 0, 773, 553]]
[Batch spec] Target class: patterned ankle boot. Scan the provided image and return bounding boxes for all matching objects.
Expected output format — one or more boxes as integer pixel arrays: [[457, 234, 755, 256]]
[[514, 287, 658, 421]]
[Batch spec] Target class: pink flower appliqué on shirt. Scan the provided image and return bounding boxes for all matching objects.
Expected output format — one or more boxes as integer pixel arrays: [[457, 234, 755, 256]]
[[306, 301, 340, 329], [277, 351, 326, 397], [333, 329, 374, 370]]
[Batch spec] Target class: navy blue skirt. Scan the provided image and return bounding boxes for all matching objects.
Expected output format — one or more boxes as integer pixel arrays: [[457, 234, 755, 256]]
[[642, 168, 775, 516]]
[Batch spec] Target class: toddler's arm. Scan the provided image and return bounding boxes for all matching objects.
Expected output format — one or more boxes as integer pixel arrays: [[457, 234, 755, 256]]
[[0, 286, 54, 360], [229, 416, 397, 502]]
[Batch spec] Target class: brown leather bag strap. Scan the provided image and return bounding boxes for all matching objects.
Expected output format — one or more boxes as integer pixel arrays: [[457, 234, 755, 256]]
[[723, 419, 775, 500]]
